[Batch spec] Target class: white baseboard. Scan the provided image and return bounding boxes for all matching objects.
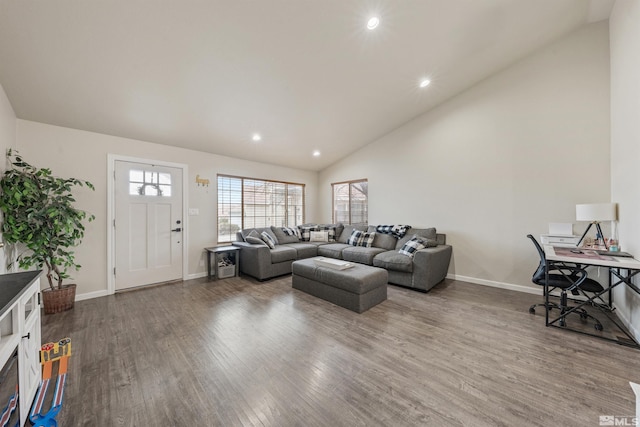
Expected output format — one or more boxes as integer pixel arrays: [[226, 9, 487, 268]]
[[75, 289, 109, 301], [447, 273, 640, 342], [72, 273, 208, 302], [446, 273, 540, 295], [612, 303, 640, 343]]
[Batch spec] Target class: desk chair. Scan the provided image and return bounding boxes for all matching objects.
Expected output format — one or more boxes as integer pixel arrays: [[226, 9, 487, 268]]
[[526, 234, 604, 330]]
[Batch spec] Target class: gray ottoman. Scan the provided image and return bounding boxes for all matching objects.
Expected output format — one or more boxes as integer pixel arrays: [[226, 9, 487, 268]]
[[292, 257, 388, 313]]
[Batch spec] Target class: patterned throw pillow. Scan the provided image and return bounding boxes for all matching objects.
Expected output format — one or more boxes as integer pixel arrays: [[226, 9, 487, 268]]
[[315, 225, 337, 242], [398, 235, 437, 258], [261, 231, 277, 249], [347, 229, 363, 246], [347, 230, 376, 247], [358, 231, 376, 247], [281, 227, 301, 239], [376, 225, 412, 238], [299, 225, 317, 242]]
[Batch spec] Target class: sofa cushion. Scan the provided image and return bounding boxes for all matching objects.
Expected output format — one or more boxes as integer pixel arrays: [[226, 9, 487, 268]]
[[271, 226, 300, 244], [372, 232, 397, 251], [342, 246, 386, 265], [337, 224, 368, 243], [373, 251, 413, 273], [395, 227, 437, 250], [398, 235, 438, 258], [261, 231, 277, 249], [306, 241, 331, 247], [317, 243, 350, 259], [283, 243, 318, 259], [270, 246, 297, 263]]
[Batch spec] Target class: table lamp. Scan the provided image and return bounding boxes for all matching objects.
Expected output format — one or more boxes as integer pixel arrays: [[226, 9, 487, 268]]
[[576, 203, 618, 249]]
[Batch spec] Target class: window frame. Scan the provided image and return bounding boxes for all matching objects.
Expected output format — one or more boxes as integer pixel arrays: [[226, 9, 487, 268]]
[[332, 178, 368, 225], [217, 174, 306, 243]]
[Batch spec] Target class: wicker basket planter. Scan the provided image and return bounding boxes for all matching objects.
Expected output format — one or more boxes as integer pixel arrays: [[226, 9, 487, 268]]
[[41, 284, 77, 314]]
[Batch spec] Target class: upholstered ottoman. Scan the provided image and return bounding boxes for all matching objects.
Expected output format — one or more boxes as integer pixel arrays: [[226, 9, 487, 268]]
[[292, 257, 388, 313]]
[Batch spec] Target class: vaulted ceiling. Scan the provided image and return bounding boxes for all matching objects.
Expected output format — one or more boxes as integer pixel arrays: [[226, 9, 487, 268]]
[[0, 0, 613, 171]]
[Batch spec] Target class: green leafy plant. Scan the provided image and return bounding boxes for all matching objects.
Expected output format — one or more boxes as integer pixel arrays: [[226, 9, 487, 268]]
[[0, 150, 95, 290]]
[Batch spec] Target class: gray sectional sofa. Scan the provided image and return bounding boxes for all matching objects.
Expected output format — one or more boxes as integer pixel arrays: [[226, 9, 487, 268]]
[[232, 223, 452, 292]]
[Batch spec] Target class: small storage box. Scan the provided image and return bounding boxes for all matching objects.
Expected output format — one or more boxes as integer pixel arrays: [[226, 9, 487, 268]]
[[218, 265, 236, 279]]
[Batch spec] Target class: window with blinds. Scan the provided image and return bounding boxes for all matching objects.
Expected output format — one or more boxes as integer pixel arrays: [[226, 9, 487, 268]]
[[217, 175, 305, 242]]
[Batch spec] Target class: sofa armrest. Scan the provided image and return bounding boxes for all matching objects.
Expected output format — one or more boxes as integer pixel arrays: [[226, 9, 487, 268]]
[[232, 241, 272, 278], [411, 244, 452, 291]]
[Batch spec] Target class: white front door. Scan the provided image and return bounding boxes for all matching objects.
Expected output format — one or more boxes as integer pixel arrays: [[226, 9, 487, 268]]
[[114, 161, 183, 290]]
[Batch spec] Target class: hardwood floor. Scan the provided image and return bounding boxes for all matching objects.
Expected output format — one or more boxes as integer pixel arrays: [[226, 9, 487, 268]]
[[41, 276, 639, 426]]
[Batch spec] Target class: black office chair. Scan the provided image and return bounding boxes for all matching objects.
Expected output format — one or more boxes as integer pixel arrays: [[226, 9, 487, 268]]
[[526, 234, 604, 330]]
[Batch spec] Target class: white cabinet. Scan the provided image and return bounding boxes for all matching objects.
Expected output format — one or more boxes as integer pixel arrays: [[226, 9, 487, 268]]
[[0, 271, 42, 427], [19, 282, 41, 423]]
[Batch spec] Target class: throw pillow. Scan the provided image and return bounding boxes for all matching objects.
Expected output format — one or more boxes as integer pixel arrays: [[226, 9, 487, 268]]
[[310, 231, 329, 242], [246, 236, 267, 246], [398, 235, 437, 258], [347, 230, 376, 247], [315, 225, 337, 242], [281, 226, 301, 239], [376, 224, 412, 238], [299, 225, 317, 242], [358, 231, 376, 247], [347, 229, 363, 246], [261, 231, 277, 249], [245, 229, 261, 241]]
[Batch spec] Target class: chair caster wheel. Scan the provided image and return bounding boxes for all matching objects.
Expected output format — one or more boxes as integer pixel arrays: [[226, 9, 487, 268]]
[[580, 313, 588, 321], [595, 324, 603, 331], [559, 319, 566, 327], [529, 307, 535, 314]]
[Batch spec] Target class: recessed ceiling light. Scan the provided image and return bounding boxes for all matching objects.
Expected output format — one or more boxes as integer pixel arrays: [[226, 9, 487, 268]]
[[419, 79, 431, 88], [252, 133, 261, 142], [367, 17, 379, 30], [312, 150, 321, 157]]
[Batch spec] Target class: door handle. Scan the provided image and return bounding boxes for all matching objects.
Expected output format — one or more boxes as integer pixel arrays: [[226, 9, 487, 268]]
[[171, 227, 182, 232]]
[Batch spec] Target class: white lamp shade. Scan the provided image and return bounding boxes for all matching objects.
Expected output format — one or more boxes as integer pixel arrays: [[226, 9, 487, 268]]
[[576, 203, 617, 222]]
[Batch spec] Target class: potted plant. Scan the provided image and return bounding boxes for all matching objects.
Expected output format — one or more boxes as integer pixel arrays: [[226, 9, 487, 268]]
[[0, 150, 94, 314]]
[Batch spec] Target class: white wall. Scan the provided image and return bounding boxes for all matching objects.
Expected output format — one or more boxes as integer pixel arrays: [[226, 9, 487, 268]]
[[319, 22, 611, 291], [610, 0, 640, 338], [0, 83, 16, 273], [16, 120, 319, 298]]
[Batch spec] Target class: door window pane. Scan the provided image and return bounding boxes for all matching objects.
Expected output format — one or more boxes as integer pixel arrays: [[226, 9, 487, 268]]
[[129, 169, 172, 197]]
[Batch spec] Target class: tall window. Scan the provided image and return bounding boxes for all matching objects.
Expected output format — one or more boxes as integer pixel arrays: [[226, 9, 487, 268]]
[[217, 175, 305, 242], [332, 179, 368, 225]]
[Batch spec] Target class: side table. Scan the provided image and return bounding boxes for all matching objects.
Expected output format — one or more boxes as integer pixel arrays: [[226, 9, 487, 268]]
[[205, 246, 240, 280]]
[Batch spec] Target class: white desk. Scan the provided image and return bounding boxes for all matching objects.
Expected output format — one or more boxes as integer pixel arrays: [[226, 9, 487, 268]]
[[543, 245, 640, 347]]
